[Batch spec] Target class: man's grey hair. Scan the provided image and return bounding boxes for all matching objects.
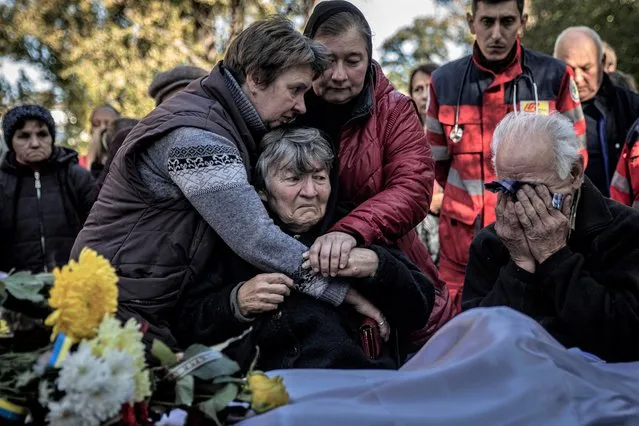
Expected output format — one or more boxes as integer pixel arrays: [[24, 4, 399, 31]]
[[554, 26, 604, 62], [225, 17, 330, 87], [492, 112, 581, 180], [256, 127, 334, 191]]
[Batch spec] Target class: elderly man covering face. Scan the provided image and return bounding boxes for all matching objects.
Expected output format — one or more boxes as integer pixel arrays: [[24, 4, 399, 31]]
[[462, 112, 639, 362]]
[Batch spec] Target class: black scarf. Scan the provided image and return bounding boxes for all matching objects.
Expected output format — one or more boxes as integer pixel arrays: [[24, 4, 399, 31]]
[[303, 0, 372, 62]]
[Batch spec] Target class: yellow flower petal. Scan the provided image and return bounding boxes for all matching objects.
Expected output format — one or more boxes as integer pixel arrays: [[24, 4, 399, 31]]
[[247, 372, 289, 413], [45, 248, 118, 341]]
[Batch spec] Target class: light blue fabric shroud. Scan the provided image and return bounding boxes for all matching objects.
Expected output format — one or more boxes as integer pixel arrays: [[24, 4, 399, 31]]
[[238, 307, 639, 426]]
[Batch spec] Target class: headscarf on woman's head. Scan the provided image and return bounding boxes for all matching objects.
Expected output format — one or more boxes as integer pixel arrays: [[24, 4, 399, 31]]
[[304, 1, 373, 62]]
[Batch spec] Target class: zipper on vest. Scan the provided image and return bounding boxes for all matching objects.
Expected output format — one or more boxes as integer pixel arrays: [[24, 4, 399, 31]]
[[34, 171, 48, 273]]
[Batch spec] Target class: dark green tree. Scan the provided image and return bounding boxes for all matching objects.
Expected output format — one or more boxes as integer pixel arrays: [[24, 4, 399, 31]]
[[0, 0, 316, 148]]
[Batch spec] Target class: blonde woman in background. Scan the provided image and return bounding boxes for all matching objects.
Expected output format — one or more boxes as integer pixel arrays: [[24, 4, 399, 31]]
[[86, 104, 119, 178]]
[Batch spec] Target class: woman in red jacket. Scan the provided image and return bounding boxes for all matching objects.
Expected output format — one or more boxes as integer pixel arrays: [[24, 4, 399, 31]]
[[301, 1, 455, 344]]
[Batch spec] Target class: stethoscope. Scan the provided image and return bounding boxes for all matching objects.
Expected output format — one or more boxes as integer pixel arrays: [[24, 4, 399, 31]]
[[449, 57, 539, 143]]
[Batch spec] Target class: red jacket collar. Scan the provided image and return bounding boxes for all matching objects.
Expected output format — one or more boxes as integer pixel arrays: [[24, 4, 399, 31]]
[[472, 38, 523, 88]]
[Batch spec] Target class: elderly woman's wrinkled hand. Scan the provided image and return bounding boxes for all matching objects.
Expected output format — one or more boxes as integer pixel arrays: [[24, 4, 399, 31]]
[[344, 288, 391, 341], [237, 273, 294, 316], [514, 185, 572, 265], [495, 193, 536, 273], [305, 232, 357, 277], [335, 248, 379, 278]]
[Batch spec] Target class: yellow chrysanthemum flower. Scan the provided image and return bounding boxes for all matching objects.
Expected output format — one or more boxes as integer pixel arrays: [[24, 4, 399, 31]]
[[89, 316, 151, 402], [45, 248, 118, 341]]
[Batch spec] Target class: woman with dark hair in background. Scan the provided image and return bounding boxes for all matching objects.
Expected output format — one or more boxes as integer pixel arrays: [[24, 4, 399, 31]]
[[300, 1, 454, 346], [409, 63, 444, 266], [409, 63, 439, 123]]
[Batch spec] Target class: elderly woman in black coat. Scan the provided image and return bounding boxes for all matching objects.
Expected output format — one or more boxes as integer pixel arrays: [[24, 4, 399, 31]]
[[0, 105, 96, 274], [0, 105, 96, 350], [174, 127, 434, 370]]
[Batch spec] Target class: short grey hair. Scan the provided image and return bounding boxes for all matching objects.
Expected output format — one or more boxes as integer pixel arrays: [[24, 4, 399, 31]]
[[554, 26, 604, 62], [492, 112, 581, 180], [256, 127, 334, 191], [225, 17, 330, 87]]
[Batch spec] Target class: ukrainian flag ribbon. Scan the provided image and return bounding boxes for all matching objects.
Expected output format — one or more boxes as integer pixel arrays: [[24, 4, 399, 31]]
[[48, 332, 73, 368], [0, 399, 27, 422]]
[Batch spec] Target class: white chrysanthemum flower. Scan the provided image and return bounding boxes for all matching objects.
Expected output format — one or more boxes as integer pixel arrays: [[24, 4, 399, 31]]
[[38, 380, 53, 406], [103, 349, 136, 403], [60, 381, 121, 425], [88, 316, 151, 402], [57, 342, 110, 393], [46, 398, 86, 426]]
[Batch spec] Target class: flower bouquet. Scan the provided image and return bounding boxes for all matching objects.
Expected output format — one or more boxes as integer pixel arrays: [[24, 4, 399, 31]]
[[0, 248, 289, 425]]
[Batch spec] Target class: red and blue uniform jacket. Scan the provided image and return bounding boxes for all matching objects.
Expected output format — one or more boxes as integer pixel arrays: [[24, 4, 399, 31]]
[[426, 40, 587, 230]]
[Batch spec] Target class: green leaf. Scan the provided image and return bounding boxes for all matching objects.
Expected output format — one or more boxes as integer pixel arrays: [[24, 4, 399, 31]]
[[151, 339, 178, 366], [181, 344, 240, 381], [1, 271, 47, 303], [35, 273, 54, 286], [193, 357, 240, 381], [192, 382, 224, 402], [210, 327, 252, 352], [183, 344, 210, 359], [197, 383, 239, 425], [175, 375, 194, 406]]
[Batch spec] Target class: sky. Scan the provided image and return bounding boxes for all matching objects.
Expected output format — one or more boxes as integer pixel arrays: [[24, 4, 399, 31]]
[[0, 0, 464, 87], [346, 0, 442, 58]]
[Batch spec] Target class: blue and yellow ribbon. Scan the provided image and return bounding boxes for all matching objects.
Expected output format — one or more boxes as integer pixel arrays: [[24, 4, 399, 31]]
[[48, 333, 73, 368], [0, 399, 27, 422]]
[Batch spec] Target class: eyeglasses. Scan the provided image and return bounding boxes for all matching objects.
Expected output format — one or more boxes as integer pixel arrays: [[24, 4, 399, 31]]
[[485, 180, 565, 209]]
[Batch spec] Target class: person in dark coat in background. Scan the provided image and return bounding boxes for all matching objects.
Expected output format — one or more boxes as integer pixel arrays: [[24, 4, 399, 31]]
[[0, 105, 96, 274], [462, 112, 639, 363], [95, 117, 140, 192], [554, 27, 639, 196], [299, 1, 454, 345], [148, 65, 209, 106], [174, 127, 434, 370], [609, 71, 637, 94]]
